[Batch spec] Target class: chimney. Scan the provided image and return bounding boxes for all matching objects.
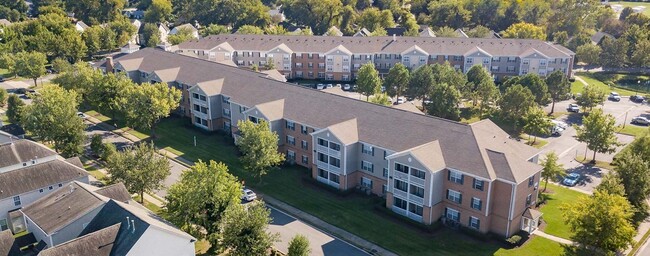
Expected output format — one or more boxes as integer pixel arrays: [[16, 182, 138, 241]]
[[131, 220, 135, 233], [126, 217, 130, 229], [105, 57, 114, 73], [68, 184, 74, 193], [392, 34, 396, 42]]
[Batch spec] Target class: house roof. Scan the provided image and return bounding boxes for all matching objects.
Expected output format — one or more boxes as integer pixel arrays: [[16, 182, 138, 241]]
[[65, 156, 84, 169], [195, 79, 224, 96], [0, 229, 19, 256], [523, 208, 543, 220], [110, 48, 542, 183], [0, 139, 57, 169], [260, 69, 287, 82], [93, 183, 132, 203], [591, 31, 613, 45], [0, 159, 88, 200], [172, 23, 198, 33], [178, 34, 574, 57], [324, 26, 343, 36], [38, 223, 121, 256], [21, 182, 107, 234], [0, 19, 11, 26], [76, 21, 89, 30], [326, 118, 359, 145]]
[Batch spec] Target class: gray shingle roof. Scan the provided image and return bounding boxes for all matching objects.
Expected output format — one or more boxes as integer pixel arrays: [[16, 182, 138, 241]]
[[112, 48, 541, 182], [94, 183, 132, 203], [178, 34, 573, 57], [0, 139, 58, 169], [0, 159, 89, 200], [0, 229, 19, 256], [38, 223, 120, 256]]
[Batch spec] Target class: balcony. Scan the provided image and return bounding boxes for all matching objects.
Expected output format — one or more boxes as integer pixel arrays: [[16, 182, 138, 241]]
[[317, 145, 341, 158], [393, 188, 408, 199], [410, 176, 425, 187], [316, 160, 341, 174]]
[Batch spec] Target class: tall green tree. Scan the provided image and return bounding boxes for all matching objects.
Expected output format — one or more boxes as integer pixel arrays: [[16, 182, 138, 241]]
[[576, 85, 605, 113], [22, 85, 85, 157], [596, 173, 625, 196], [518, 73, 550, 106], [600, 37, 629, 68], [282, 0, 343, 34], [6, 94, 24, 124], [52, 62, 103, 106], [220, 202, 279, 256], [475, 77, 499, 117], [235, 25, 265, 35], [561, 190, 635, 254], [502, 22, 546, 40], [407, 64, 433, 101], [576, 44, 601, 66], [144, 0, 173, 23], [88, 72, 130, 119], [356, 62, 381, 100], [168, 27, 196, 44], [106, 142, 170, 203], [236, 119, 285, 183], [545, 70, 571, 114], [0, 89, 7, 107], [614, 153, 650, 224], [288, 235, 311, 256], [123, 82, 181, 137], [82, 26, 102, 56], [369, 93, 392, 106], [142, 23, 161, 48], [576, 108, 619, 161], [14, 51, 47, 87], [0, 53, 16, 78], [383, 63, 409, 100], [541, 152, 564, 191], [425, 82, 461, 121], [165, 160, 241, 252], [631, 40, 650, 68], [499, 84, 536, 130], [357, 7, 394, 32], [523, 106, 553, 143], [200, 24, 231, 37], [427, 1, 471, 29], [64, 0, 125, 24]]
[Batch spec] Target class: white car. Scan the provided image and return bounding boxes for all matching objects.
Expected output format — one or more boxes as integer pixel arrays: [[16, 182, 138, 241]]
[[608, 92, 621, 102], [395, 97, 406, 104], [242, 188, 257, 202], [567, 104, 580, 113], [342, 84, 351, 91], [551, 120, 568, 129], [632, 116, 650, 125], [315, 84, 325, 90]]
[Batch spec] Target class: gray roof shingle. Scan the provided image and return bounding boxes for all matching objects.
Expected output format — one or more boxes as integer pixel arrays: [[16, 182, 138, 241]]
[[38, 223, 120, 256], [0, 159, 89, 200], [0, 139, 58, 169]]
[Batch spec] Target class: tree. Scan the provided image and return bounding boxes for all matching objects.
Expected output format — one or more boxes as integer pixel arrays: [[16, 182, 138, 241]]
[[518, 74, 550, 106], [466, 25, 492, 38], [426, 82, 461, 121], [541, 152, 564, 191], [165, 160, 241, 251], [122, 82, 181, 137], [22, 85, 85, 157], [631, 40, 650, 68], [576, 85, 605, 113], [0, 53, 16, 77], [553, 31, 569, 46], [407, 64, 434, 101], [523, 107, 553, 144], [236, 120, 285, 183], [357, 8, 394, 32], [369, 93, 392, 106], [235, 25, 265, 35], [106, 142, 170, 203], [107, 16, 136, 47], [427, 1, 471, 29], [282, 0, 343, 34], [51, 57, 72, 73], [100, 142, 117, 161], [144, 0, 172, 23], [475, 77, 499, 117], [82, 26, 102, 56], [561, 190, 635, 254], [0, 89, 7, 107], [596, 173, 625, 196], [383, 63, 409, 100], [90, 134, 104, 157], [576, 108, 619, 162], [99, 26, 117, 51], [220, 202, 278, 256], [265, 25, 289, 35], [356, 62, 381, 100], [499, 84, 536, 130], [576, 44, 601, 65], [142, 23, 161, 48], [64, 0, 125, 24], [600, 37, 629, 68], [614, 153, 650, 223], [502, 22, 546, 40], [87, 72, 130, 119], [168, 27, 195, 44], [434, 26, 458, 37], [52, 62, 104, 106], [200, 24, 230, 37], [6, 94, 24, 124], [14, 51, 46, 87], [288, 235, 311, 256], [545, 70, 571, 114]]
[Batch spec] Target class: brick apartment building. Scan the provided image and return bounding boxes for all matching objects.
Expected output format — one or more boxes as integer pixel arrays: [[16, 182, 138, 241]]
[[175, 34, 574, 82], [99, 48, 544, 238]]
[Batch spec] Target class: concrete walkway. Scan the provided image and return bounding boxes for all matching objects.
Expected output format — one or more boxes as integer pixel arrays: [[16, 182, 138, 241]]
[[575, 75, 589, 87], [532, 230, 574, 245]]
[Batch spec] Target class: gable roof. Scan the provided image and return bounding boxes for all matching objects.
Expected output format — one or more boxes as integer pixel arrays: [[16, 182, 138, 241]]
[[194, 79, 224, 96], [0, 19, 11, 26], [250, 99, 285, 121], [0, 230, 19, 256], [324, 26, 343, 36], [0, 159, 88, 200], [94, 183, 132, 203], [260, 69, 287, 82], [76, 21, 89, 30], [324, 118, 358, 145], [65, 156, 84, 169], [38, 223, 120, 256], [0, 139, 57, 169], [172, 23, 198, 33], [110, 48, 542, 183], [21, 181, 107, 234]]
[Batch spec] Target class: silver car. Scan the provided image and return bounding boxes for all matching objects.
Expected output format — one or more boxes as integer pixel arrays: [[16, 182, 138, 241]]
[[632, 116, 650, 125]]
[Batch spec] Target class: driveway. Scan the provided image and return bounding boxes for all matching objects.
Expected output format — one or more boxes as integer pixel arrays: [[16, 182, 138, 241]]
[[268, 206, 369, 256]]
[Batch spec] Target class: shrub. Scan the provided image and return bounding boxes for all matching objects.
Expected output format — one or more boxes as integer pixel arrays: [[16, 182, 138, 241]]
[[90, 134, 103, 157], [100, 142, 117, 160], [287, 235, 310, 256], [506, 235, 522, 245]]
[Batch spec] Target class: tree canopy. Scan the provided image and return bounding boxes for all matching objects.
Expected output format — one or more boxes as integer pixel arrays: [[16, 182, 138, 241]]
[[575, 108, 619, 161], [356, 62, 382, 100], [541, 152, 564, 191], [236, 119, 285, 183], [220, 202, 278, 256], [383, 63, 409, 100]]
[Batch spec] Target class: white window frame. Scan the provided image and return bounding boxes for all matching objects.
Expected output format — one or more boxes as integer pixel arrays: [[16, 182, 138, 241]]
[[361, 161, 373, 172]]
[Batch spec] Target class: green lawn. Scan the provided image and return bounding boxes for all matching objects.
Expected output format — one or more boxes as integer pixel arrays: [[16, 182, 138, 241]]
[[84, 110, 151, 140], [133, 195, 162, 214], [153, 117, 507, 255], [575, 72, 647, 96], [494, 236, 565, 256], [617, 124, 649, 138], [615, 1, 650, 16], [539, 183, 588, 240]]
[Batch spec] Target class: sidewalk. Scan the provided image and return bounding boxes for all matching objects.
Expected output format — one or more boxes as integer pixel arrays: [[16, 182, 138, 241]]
[[532, 230, 574, 245], [263, 196, 398, 256]]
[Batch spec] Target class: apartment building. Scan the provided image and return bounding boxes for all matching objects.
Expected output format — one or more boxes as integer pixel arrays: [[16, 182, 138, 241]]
[[102, 48, 544, 238], [176, 34, 575, 82]]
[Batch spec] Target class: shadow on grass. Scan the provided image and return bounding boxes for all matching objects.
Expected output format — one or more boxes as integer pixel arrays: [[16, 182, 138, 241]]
[[560, 244, 594, 256]]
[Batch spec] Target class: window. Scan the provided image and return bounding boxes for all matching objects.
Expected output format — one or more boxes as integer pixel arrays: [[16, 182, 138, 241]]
[[453, 56, 462, 61], [318, 63, 325, 69], [466, 58, 473, 64], [318, 138, 327, 147], [411, 168, 425, 179], [361, 177, 373, 189], [526, 194, 532, 206], [286, 135, 295, 145], [318, 153, 328, 163], [528, 176, 535, 187], [410, 185, 424, 198], [287, 150, 296, 161], [403, 56, 410, 62], [383, 168, 388, 178], [522, 69, 528, 74], [13, 196, 21, 206], [200, 95, 207, 101], [239, 106, 247, 113], [394, 179, 408, 192], [483, 58, 490, 64], [318, 168, 328, 179], [194, 104, 200, 111], [223, 108, 231, 117], [49, 186, 53, 190], [329, 173, 340, 184], [448, 170, 463, 184], [523, 59, 530, 65], [395, 163, 409, 174], [473, 178, 484, 191], [286, 120, 295, 130], [540, 60, 547, 66], [445, 208, 460, 222], [471, 197, 482, 211], [248, 116, 258, 123], [195, 117, 202, 124], [200, 106, 208, 114], [301, 125, 308, 134], [469, 217, 480, 230], [382, 184, 387, 194], [302, 155, 309, 165], [362, 144, 374, 155], [329, 142, 340, 151], [192, 93, 199, 99], [419, 56, 427, 63], [507, 57, 516, 63], [409, 203, 423, 216], [329, 157, 341, 168], [394, 197, 407, 210], [491, 66, 499, 72], [361, 161, 373, 172], [492, 57, 500, 62], [507, 66, 516, 72], [447, 189, 462, 204], [301, 140, 308, 150], [222, 96, 230, 103]]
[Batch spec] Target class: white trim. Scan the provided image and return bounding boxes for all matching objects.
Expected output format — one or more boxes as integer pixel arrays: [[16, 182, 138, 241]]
[[486, 180, 492, 217]]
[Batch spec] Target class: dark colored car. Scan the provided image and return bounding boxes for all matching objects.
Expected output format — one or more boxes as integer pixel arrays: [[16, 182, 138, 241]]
[[631, 95, 646, 103], [562, 173, 581, 186]]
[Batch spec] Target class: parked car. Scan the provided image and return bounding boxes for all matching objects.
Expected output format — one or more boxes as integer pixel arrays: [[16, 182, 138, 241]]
[[342, 84, 351, 91], [0, 76, 4, 82], [15, 88, 27, 94], [551, 120, 568, 129], [241, 188, 257, 202], [567, 103, 580, 113], [315, 84, 325, 90], [632, 116, 650, 125], [608, 92, 621, 102], [562, 173, 581, 186], [335, 83, 341, 87], [551, 126, 564, 136], [631, 95, 646, 103], [353, 84, 358, 91], [77, 112, 87, 119], [395, 97, 406, 104]]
